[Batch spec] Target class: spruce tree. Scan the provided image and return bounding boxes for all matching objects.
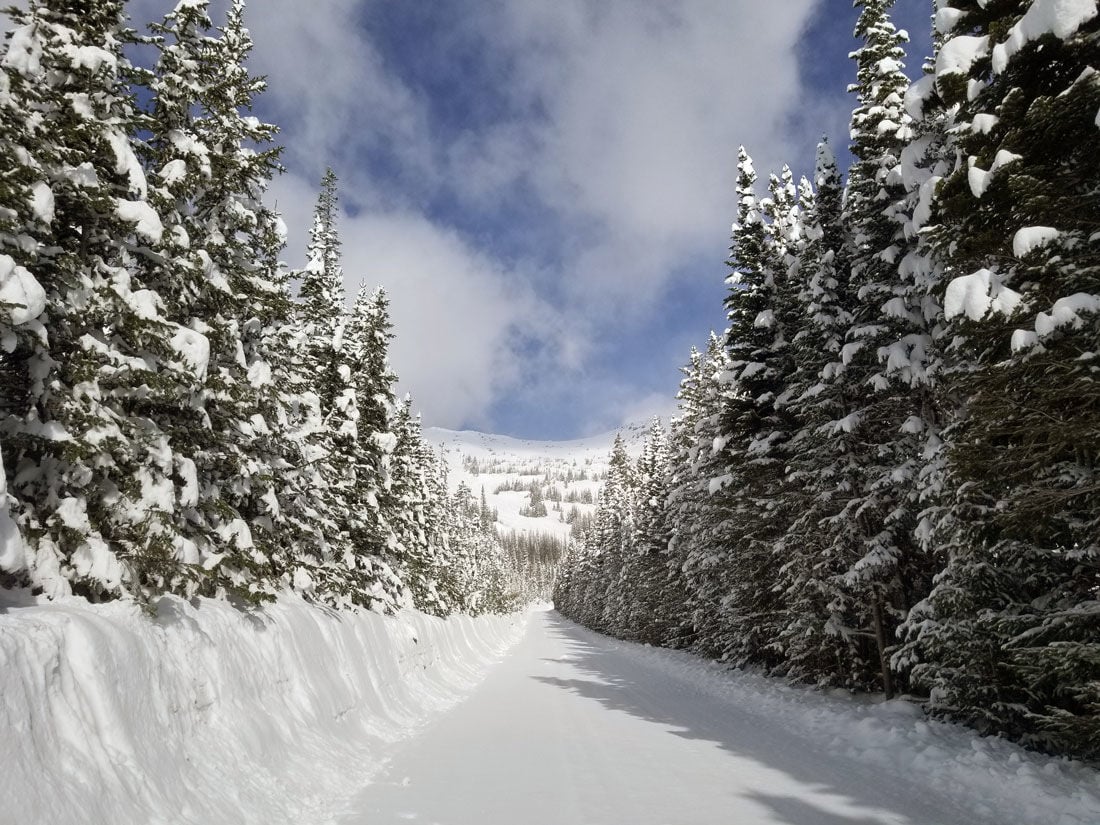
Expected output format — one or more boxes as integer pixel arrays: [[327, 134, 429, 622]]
[[623, 417, 680, 644], [818, 0, 930, 695], [386, 398, 442, 614], [899, 0, 1100, 759], [717, 148, 797, 669], [291, 170, 382, 607], [0, 22, 49, 580], [672, 333, 736, 656], [142, 0, 293, 600], [775, 144, 862, 686], [594, 434, 635, 635], [344, 284, 400, 580], [0, 0, 187, 599]]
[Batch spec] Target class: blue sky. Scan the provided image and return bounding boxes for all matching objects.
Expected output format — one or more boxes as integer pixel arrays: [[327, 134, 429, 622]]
[[27, 0, 935, 439]]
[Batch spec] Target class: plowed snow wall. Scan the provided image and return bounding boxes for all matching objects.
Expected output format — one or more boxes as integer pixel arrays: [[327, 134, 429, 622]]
[[0, 594, 526, 825]]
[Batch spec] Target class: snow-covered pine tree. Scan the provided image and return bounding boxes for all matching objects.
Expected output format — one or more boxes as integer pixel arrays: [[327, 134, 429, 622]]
[[297, 169, 345, 412], [0, 5, 50, 446], [414, 429, 453, 611], [815, 0, 932, 695], [774, 143, 862, 686], [142, 0, 292, 600], [292, 170, 383, 607], [672, 333, 737, 657], [594, 433, 636, 635], [556, 434, 633, 633], [445, 478, 516, 615], [0, 32, 49, 582], [385, 397, 444, 614], [887, 12, 957, 691], [343, 283, 402, 586], [716, 149, 799, 670], [554, 529, 602, 627], [624, 420, 682, 646], [899, 0, 1100, 759], [0, 0, 193, 600]]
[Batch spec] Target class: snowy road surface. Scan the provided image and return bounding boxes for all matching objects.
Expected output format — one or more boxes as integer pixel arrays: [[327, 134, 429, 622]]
[[339, 608, 1099, 825]]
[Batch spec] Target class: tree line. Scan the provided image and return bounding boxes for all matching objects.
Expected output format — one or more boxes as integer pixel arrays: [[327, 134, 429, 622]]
[[556, 0, 1099, 762], [0, 0, 536, 615]]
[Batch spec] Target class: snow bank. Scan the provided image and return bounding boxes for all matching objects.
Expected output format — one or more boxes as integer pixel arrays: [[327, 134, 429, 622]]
[[577, 624, 1100, 825], [0, 593, 527, 825]]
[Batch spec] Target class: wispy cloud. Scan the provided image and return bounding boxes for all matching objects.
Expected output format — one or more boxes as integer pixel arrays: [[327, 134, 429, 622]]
[[43, 0, 825, 436]]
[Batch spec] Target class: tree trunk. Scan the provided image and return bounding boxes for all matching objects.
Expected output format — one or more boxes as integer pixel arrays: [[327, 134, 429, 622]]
[[871, 594, 894, 699]]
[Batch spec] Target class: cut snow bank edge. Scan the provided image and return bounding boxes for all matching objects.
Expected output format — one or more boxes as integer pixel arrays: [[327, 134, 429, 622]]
[[0, 593, 528, 825]]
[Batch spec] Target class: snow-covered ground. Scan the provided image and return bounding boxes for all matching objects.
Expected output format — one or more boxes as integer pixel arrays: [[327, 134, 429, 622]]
[[0, 591, 526, 825], [3, 598, 1098, 825], [343, 609, 1100, 825], [425, 424, 646, 542]]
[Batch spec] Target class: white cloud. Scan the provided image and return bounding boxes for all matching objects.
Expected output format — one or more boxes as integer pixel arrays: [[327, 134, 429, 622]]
[[441, 0, 818, 307], [338, 212, 564, 430], [269, 171, 571, 431], [14, 0, 824, 435]]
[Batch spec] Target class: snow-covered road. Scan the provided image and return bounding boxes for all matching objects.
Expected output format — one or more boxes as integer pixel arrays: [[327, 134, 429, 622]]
[[340, 608, 1100, 825]]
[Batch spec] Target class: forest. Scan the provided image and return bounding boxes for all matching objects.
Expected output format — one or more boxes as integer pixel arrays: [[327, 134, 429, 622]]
[[555, 0, 1100, 763], [0, 0, 550, 615]]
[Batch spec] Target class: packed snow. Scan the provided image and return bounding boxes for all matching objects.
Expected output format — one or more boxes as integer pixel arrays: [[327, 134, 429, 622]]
[[29, 182, 54, 224], [0, 592, 526, 825], [992, 0, 1098, 73], [116, 198, 164, 243], [935, 34, 988, 78], [0, 254, 46, 326], [1013, 225, 1062, 258], [341, 609, 1100, 825], [0, 25, 44, 76], [944, 267, 1023, 321], [170, 325, 211, 379], [1034, 292, 1100, 336], [967, 150, 1022, 198]]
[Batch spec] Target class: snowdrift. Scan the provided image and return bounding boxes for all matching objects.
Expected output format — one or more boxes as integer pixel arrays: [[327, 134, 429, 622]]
[[577, 625, 1100, 825], [0, 593, 527, 825]]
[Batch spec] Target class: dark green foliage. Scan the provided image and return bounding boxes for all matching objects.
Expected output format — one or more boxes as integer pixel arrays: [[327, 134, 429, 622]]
[[555, 0, 1099, 763], [896, 0, 1100, 761]]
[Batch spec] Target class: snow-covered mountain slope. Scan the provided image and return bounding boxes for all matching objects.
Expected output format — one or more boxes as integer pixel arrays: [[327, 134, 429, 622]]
[[425, 424, 647, 542], [0, 592, 527, 825]]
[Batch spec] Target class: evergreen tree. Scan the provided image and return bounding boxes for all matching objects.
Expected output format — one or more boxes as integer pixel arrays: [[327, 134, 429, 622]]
[[815, 0, 929, 695], [594, 434, 635, 634], [899, 0, 1100, 759], [386, 398, 443, 614], [670, 333, 734, 656], [342, 284, 404, 603], [775, 144, 862, 686], [143, 0, 291, 600], [0, 25, 49, 580], [622, 417, 679, 644], [290, 170, 386, 608], [0, 0, 186, 599], [297, 169, 345, 411], [717, 149, 798, 669]]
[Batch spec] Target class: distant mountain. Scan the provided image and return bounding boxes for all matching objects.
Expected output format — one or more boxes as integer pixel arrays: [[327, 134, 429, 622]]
[[423, 424, 649, 543]]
